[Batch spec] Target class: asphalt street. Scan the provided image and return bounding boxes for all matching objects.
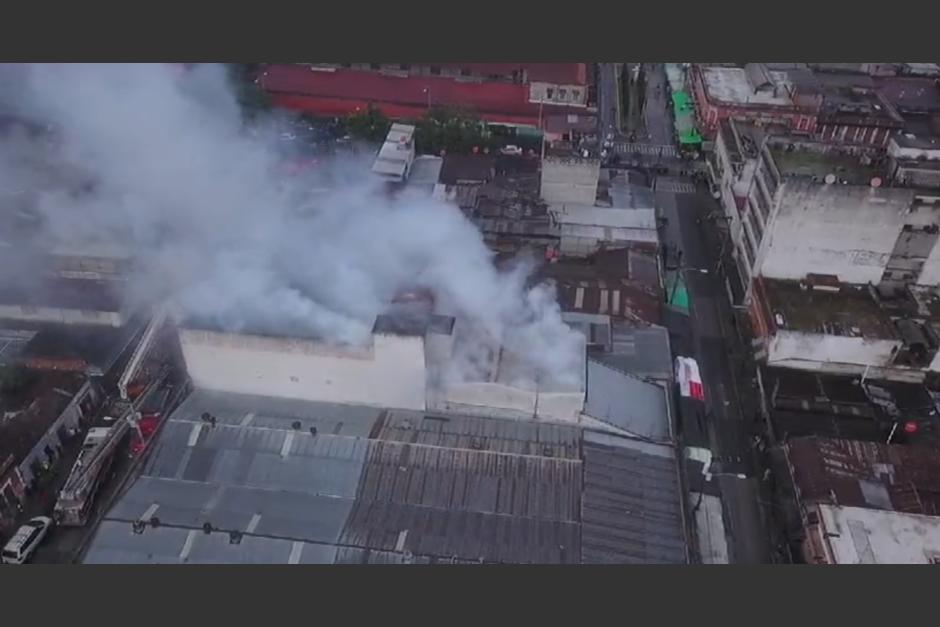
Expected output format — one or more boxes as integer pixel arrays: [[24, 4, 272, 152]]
[[597, 62, 621, 138], [599, 62, 775, 563]]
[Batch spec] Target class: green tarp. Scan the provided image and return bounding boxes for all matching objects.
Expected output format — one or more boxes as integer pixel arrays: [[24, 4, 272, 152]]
[[665, 271, 691, 312], [671, 90, 693, 113]]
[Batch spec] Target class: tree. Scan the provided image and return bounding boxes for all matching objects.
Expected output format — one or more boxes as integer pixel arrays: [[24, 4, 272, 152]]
[[0, 365, 38, 397], [227, 64, 272, 122], [343, 105, 392, 143], [413, 106, 496, 155]]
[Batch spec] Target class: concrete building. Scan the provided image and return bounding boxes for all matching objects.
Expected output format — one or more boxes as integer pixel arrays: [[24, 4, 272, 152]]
[[803, 504, 940, 564], [780, 436, 940, 563], [0, 373, 99, 533], [888, 133, 940, 190], [692, 64, 905, 146], [712, 119, 940, 293], [179, 313, 451, 413], [540, 155, 601, 205], [549, 205, 658, 256], [691, 64, 820, 137], [258, 63, 590, 130], [760, 366, 940, 445], [749, 276, 940, 381], [371, 123, 415, 182], [178, 307, 587, 424], [0, 277, 130, 328]]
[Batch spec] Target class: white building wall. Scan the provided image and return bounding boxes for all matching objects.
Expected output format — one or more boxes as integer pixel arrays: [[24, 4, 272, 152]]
[[814, 504, 940, 564], [0, 305, 125, 327], [759, 185, 920, 283], [179, 329, 428, 411], [437, 382, 537, 418], [529, 82, 588, 107], [432, 383, 584, 423], [918, 246, 940, 286], [768, 331, 900, 371]]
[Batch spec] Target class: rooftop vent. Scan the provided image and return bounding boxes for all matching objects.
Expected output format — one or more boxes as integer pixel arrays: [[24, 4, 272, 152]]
[[229, 531, 243, 545], [202, 522, 213, 535], [291, 421, 302, 431]]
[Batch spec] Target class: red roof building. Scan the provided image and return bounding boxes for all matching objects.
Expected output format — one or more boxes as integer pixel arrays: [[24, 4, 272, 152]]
[[258, 63, 591, 129]]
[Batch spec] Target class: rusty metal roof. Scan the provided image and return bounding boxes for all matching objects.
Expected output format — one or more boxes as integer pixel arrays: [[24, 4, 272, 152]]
[[786, 437, 940, 516]]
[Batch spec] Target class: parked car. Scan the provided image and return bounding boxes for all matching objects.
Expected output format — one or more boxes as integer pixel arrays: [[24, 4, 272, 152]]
[[2, 516, 53, 564], [499, 145, 523, 156]]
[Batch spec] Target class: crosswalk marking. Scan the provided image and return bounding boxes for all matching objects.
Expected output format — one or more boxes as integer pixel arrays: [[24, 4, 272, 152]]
[[612, 142, 678, 158], [654, 177, 696, 194]]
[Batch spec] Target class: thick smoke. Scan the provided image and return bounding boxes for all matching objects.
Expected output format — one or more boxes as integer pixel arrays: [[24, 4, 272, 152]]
[[1, 63, 583, 387]]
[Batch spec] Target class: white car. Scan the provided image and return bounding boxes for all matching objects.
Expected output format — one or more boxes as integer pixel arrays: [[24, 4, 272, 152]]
[[499, 145, 523, 156], [2, 516, 53, 564]]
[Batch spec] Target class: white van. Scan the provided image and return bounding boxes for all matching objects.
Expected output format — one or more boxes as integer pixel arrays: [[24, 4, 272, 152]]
[[2, 516, 53, 564]]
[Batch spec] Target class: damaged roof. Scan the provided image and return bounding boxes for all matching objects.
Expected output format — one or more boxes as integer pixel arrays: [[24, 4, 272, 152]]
[[786, 436, 940, 517], [542, 246, 663, 324], [82, 389, 689, 564], [0, 371, 87, 470]]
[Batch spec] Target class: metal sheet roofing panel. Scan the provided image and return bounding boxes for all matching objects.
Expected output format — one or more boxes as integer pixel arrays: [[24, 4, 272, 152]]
[[584, 359, 670, 440], [84, 388, 690, 563], [580, 433, 687, 564]]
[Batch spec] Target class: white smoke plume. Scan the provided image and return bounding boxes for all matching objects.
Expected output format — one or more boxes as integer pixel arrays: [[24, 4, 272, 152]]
[[0, 63, 584, 387]]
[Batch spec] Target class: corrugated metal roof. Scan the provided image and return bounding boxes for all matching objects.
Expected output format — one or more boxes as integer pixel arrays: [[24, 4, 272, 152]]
[[786, 436, 940, 516], [584, 359, 670, 441], [84, 389, 689, 564], [591, 324, 673, 381], [580, 432, 687, 564]]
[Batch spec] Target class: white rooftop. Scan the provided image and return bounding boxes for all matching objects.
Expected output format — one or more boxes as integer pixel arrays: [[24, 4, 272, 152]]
[[702, 66, 794, 107], [815, 504, 940, 564], [372, 123, 415, 180]]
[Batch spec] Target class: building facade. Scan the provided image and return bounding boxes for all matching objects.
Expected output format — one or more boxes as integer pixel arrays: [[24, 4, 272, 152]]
[[259, 63, 590, 130]]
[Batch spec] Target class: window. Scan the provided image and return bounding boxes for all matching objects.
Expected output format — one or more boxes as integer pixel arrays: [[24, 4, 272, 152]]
[[430, 66, 441, 76], [572, 89, 581, 100], [370, 63, 380, 71], [559, 88, 568, 100], [546, 87, 554, 100], [399, 64, 410, 71]]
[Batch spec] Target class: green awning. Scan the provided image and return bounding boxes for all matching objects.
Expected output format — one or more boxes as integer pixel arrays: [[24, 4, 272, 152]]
[[666, 271, 691, 312], [671, 90, 693, 113]]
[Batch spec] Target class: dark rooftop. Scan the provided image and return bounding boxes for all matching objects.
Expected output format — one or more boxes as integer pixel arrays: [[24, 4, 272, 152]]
[[817, 87, 904, 128], [539, 246, 663, 325], [769, 146, 886, 184], [785, 436, 940, 517], [0, 371, 87, 470], [82, 389, 689, 564], [0, 277, 124, 313], [438, 154, 496, 186], [371, 312, 454, 337], [873, 76, 940, 114], [10, 314, 149, 377], [764, 367, 940, 444], [762, 279, 896, 339]]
